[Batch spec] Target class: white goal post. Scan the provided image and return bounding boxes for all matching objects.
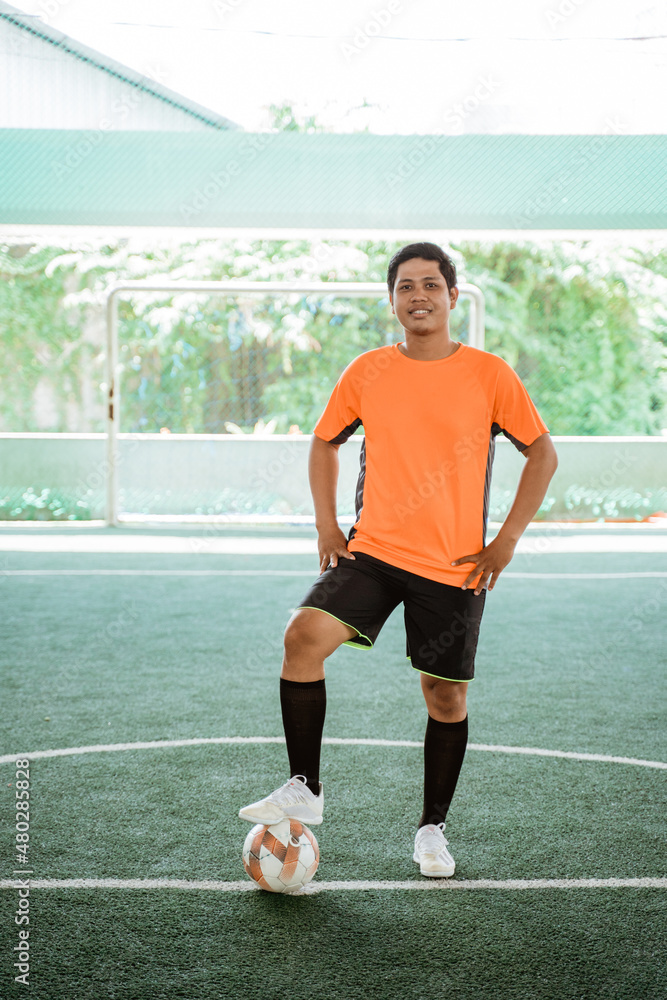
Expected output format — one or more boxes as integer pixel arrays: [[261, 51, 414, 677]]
[[104, 280, 485, 526]]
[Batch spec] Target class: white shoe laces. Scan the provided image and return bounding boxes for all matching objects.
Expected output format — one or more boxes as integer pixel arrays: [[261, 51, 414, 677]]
[[417, 822, 449, 856], [269, 775, 315, 807]]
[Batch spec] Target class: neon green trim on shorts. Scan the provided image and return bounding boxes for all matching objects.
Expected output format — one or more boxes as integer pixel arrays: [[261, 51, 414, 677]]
[[296, 606, 373, 650], [414, 665, 474, 683]]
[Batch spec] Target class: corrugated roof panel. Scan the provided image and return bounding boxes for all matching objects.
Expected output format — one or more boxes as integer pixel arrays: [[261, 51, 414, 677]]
[[0, 130, 665, 229]]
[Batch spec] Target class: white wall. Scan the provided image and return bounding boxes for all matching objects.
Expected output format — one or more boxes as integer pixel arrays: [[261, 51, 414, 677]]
[[0, 20, 213, 130], [0, 433, 665, 522]]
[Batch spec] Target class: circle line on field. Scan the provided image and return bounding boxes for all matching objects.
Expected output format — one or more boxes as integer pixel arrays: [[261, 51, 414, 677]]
[[0, 877, 664, 893], [0, 736, 664, 769]]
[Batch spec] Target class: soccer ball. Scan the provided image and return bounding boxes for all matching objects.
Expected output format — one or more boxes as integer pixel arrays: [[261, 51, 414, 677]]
[[242, 819, 319, 893]]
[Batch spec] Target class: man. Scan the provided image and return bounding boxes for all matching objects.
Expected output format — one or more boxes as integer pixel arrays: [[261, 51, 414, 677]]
[[239, 242, 558, 877]]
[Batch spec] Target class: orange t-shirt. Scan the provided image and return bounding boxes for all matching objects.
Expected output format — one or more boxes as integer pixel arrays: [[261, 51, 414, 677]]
[[313, 343, 549, 586]]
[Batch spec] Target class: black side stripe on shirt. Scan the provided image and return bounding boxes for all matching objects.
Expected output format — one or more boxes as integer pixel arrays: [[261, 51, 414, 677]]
[[354, 438, 366, 521], [346, 437, 366, 544], [482, 429, 496, 546], [327, 418, 362, 446], [483, 423, 530, 542], [493, 422, 529, 453], [326, 419, 365, 542]]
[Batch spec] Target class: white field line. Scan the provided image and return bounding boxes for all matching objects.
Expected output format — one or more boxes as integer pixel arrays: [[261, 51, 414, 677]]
[[2, 569, 314, 576], [0, 536, 666, 554], [0, 877, 665, 893], [1, 569, 315, 576], [0, 736, 665, 770], [2, 570, 667, 579]]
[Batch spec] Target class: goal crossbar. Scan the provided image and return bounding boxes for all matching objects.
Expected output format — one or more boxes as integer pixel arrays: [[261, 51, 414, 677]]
[[104, 280, 485, 525]]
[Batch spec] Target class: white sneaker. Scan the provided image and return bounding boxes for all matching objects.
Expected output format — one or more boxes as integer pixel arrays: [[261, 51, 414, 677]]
[[413, 822, 455, 877], [238, 775, 324, 826]]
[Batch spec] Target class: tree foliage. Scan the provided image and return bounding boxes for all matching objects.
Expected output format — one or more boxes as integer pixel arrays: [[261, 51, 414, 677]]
[[0, 237, 665, 436], [456, 240, 667, 434]]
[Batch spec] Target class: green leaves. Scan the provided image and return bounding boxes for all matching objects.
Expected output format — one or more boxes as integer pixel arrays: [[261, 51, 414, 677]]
[[0, 237, 665, 437], [456, 240, 666, 435]]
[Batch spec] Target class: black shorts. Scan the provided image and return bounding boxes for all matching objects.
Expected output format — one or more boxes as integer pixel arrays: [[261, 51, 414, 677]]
[[296, 551, 486, 682]]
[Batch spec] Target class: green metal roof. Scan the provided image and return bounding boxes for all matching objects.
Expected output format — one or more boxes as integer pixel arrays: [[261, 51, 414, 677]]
[[1, 130, 665, 230]]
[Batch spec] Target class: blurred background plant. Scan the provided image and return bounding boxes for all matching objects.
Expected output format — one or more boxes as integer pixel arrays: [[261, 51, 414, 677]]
[[1, 235, 665, 437]]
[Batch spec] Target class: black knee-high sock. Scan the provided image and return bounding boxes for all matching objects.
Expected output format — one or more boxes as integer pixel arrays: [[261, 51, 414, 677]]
[[419, 714, 468, 829], [280, 678, 326, 796]]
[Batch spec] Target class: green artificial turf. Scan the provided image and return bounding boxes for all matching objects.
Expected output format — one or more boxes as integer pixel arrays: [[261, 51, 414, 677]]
[[1, 526, 665, 1000], [0, 888, 665, 1000]]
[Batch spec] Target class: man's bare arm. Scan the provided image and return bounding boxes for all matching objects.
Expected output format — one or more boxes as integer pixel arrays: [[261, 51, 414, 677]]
[[451, 432, 558, 594], [309, 434, 356, 574]]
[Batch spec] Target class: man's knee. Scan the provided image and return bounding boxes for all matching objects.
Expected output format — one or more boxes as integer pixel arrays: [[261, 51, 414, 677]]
[[284, 608, 354, 660], [284, 611, 321, 654], [422, 676, 468, 722]]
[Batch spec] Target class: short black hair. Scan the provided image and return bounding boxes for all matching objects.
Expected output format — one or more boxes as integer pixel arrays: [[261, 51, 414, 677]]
[[387, 242, 457, 297]]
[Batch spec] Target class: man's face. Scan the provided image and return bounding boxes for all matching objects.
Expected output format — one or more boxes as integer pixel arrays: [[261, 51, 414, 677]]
[[390, 257, 459, 335]]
